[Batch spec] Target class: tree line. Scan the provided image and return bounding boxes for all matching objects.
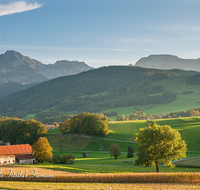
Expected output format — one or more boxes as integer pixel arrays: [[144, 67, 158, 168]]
[[117, 107, 200, 121], [0, 117, 47, 145]]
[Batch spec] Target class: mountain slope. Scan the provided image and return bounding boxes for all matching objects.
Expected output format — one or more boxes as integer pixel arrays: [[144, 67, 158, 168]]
[[135, 54, 200, 71], [0, 66, 174, 117], [0, 82, 39, 99], [0, 50, 93, 85]]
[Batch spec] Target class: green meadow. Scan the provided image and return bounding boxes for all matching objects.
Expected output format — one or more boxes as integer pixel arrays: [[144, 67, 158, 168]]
[[44, 117, 200, 173], [101, 75, 200, 118]]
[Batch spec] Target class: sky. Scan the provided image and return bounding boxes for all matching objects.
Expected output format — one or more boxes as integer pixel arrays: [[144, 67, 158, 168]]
[[0, 0, 200, 68]]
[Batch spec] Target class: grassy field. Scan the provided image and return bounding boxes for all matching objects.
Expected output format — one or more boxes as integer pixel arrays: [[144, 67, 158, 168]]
[[107, 120, 145, 141], [22, 113, 37, 119], [100, 75, 200, 118], [174, 157, 200, 168], [154, 117, 200, 152], [44, 117, 200, 174], [47, 117, 200, 153], [2, 118, 200, 189]]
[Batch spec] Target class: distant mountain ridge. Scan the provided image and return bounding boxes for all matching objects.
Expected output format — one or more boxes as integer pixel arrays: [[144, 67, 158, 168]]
[[0, 50, 93, 85], [135, 54, 200, 71]]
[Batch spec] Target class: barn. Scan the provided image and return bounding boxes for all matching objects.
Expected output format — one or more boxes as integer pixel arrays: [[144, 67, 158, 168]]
[[0, 144, 36, 164]]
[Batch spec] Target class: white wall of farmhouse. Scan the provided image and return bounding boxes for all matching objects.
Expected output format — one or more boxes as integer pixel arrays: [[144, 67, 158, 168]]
[[0, 155, 15, 164]]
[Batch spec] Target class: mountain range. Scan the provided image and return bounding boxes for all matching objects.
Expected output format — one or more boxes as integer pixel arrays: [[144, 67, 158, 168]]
[[0, 50, 93, 85], [1, 50, 200, 121], [135, 54, 200, 71]]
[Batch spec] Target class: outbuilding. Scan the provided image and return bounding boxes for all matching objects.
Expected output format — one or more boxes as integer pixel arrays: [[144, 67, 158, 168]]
[[0, 144, 35, 164]]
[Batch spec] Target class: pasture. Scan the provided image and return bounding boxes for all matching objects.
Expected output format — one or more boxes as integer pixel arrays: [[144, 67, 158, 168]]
[[1, 118, 200, 189], [101, 75, 200, 118], [44, 117, 200, 174]]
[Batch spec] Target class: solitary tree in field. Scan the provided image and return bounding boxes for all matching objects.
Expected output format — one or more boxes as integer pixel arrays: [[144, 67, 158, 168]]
[[135, 122, 187, 172], [32, 137, 53, 163], [109, 144, 121, 159]]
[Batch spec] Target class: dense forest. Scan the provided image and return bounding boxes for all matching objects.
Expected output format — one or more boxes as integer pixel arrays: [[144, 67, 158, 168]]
[[0, 66, 177, 119]]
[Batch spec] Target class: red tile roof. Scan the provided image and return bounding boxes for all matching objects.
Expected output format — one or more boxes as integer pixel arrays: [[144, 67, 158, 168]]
[[0, 144, 32, 155]]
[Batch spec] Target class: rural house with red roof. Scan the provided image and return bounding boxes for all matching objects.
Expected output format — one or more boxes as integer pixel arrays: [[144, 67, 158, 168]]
[[0, 144, 35, 164]]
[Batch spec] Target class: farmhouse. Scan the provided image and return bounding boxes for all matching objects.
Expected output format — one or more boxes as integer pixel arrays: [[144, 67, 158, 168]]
[[0, 144, 35, 164]]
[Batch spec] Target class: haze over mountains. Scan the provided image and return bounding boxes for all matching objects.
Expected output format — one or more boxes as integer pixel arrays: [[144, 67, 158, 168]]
[[135, 54, 200, 72], [0, 50, 93, 85], [1, 51, 200, 86], [1, 50, 200, 121]]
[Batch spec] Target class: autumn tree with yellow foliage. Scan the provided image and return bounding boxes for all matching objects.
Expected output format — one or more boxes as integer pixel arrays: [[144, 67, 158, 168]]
[[135, 122, 187, 172], [32, 137, 53, 163]]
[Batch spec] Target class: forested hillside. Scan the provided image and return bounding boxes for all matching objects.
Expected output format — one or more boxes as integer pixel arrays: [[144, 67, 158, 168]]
[[186, 74, 200, 85], [0, 66, 176, 118], [0, 82, 39, 99]]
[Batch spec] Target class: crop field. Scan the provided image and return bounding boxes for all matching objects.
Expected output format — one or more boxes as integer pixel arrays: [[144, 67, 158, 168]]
[[1, 181, 200, 190], [1, 167, 200, 189]]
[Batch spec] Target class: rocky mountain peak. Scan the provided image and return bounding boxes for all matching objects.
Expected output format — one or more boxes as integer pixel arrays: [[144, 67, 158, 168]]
[[0, 50, 93, 85]]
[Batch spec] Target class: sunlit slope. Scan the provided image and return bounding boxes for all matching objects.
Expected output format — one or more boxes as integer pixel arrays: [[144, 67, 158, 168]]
[[46, 117, 200, 152], [144, 76, 200, 114], [102, 75, 200, 116]]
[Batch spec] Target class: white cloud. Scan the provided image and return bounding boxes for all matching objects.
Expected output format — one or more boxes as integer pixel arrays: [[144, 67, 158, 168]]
[[0, 1, 43, 16]]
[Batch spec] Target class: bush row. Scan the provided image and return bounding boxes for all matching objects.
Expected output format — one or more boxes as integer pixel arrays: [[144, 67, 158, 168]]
[[52, 154, 75, 164], [0, 173, 200, 184]]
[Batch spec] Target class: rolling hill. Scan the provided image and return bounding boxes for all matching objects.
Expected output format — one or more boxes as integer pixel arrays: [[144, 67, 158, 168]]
[[0, 66, 174, 118], [135, 54, 200, 72]]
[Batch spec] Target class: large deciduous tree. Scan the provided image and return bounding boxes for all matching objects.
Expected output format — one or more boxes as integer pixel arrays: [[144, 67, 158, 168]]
[[109, 144, 121, 159], [32, 137, 53, 163], [60, 112, 109, 136], [135, 122, 187, 172]]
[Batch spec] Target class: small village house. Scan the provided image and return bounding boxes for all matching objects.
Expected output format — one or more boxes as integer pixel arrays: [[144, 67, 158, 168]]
[[0, 144, 35, 164]]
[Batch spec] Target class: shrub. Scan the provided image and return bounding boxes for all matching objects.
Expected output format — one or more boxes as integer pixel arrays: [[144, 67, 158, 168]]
[[53, 154, 75, 164], [52, 155, 61, 164]]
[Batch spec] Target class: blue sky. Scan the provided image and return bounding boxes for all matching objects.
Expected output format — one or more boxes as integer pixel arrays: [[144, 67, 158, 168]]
[[0, 0, 200, 68]]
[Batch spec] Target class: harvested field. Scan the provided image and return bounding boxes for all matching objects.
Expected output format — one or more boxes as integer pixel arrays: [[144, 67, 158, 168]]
[[0, 181, 200, 190]]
